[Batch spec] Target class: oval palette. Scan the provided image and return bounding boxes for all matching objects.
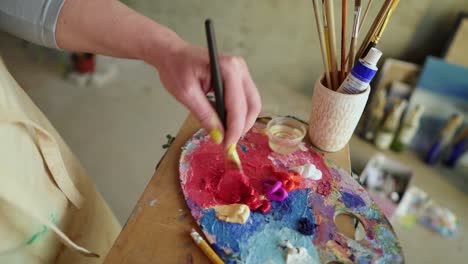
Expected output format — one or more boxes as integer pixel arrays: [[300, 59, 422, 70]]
[[179, 120, 403, 263]]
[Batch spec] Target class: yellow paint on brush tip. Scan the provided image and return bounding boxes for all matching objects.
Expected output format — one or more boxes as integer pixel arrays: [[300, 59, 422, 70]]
[[226, 144, 241, 168]]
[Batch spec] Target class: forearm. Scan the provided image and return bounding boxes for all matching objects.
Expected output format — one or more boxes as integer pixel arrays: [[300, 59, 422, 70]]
[[1, 0, 262, 147], [56, 0, 184, 66]]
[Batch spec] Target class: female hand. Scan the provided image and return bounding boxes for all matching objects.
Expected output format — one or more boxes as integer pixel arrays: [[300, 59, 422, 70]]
[[151, 41, 261, 148], [55, 0, 260, 148]]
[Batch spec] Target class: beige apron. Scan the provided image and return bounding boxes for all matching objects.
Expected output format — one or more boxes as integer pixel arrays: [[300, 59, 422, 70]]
[[0, 58, 120, 263]]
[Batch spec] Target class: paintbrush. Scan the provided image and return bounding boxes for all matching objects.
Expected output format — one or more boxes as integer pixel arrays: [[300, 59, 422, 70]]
[[340, 0, 347, 83], [324, 0, 339, 90], [312, 0, 331, 89], [359, 0, 374, 32], [205, 19, 242, 170], [347, 0, 361, 71], [322, 0, 332, 86], [355, 0, 392, 61], [205, 20, 251, 207], [191, 228, 224, 264], [205, 19, 226, 128], [362, 0, 400, 56]]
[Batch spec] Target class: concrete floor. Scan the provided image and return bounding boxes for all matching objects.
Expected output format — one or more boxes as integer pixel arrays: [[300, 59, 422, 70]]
[[1, 0, 467, 261], [350, 137, 468, 264]]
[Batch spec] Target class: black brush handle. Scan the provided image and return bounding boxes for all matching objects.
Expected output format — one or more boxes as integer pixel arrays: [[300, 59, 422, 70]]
[[205, 19, 227, 128], [362, 41, 376, 58]]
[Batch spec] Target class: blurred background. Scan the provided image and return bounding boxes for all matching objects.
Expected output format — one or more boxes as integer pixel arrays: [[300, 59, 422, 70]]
[[1, 0, 467, 263]]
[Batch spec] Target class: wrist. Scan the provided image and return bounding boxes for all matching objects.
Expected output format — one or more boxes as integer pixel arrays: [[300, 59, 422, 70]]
[[141, 24, 187, 69]]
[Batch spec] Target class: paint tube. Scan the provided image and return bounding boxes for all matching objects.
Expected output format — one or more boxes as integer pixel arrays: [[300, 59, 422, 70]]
[[375, 99, 407, 150], [337, 47, 382, 94], [444, 140, 467, 167], [391, 104, 425, 152], [425, 113, 463, 165]]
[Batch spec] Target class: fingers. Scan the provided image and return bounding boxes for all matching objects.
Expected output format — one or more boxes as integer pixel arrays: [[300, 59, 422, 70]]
[[241, 65, 262, 135], [175, 79, 224, 144], [221, 56, 247, 148], [169, 49, 260, 148]]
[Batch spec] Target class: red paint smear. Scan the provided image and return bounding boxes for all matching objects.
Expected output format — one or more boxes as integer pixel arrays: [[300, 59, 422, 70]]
[[183, 127, 335, 211], [217, 169, 250, 203]]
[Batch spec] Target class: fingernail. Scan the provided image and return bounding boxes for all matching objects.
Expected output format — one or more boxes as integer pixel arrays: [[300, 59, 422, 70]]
[[226, 144, 241, 167], [209, 128, 223, 144]]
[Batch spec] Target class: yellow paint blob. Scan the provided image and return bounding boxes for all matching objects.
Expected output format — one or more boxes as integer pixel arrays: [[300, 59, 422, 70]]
[[213, 204, 250, 224]]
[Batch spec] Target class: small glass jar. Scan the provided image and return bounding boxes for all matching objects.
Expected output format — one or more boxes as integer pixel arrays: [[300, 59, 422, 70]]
[[267, 117, 306, 154]]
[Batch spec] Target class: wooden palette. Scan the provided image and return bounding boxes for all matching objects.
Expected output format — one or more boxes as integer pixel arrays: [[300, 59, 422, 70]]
[[179, 120, 403, 263]]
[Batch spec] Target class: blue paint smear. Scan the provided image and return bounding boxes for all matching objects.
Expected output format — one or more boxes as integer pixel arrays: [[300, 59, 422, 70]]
[[240, 225, 319, 263], [238, 143, 248, 153], [358, 255, 373, 264], [365, 208, 380, 220], [199, 189, 320, 263], [200, 208, 264, 255], [374, 225, 403, 264], [340, 191, 366, 208]]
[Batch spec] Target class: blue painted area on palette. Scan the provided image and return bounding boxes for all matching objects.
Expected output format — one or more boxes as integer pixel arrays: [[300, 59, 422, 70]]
[[375, 225, 403, 263], [358, 255, 373, 264], [239, 224, 319, 263], [365, 208, 380, 220], [199, 189, 320, 263], [200, 208, 264, 260], [268, 189, 316, 228], [340, 191, 366, 208], [238, 143, 248, 153]]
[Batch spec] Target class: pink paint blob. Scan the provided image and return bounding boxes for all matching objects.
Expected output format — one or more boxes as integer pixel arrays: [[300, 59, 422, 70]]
[[264, 181, 288, 201]]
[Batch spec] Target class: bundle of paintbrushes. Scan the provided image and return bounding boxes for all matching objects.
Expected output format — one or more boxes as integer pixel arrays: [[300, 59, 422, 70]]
[[311, 0, 400, 94]]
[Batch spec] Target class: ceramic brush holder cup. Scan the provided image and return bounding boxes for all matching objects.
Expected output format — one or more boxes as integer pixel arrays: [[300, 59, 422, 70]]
[[309, 74, 370, 152]]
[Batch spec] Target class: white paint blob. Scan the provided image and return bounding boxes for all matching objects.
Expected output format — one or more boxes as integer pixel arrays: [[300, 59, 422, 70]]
[[292, 164, 322, 180], [280, 241, 318, 264]]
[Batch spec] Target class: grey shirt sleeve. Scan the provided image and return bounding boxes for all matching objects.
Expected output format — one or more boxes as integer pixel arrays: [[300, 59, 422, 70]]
[[0, 0, 65, 49]]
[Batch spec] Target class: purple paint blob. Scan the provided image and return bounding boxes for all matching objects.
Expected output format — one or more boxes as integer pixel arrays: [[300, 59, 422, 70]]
[[340, 191, 366, 208], [298, 217, 318, 235], [265, 181, 288, 201]]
